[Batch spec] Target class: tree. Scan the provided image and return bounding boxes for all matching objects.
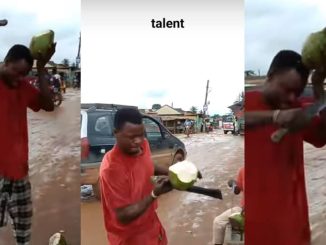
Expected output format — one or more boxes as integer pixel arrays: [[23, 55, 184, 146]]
[[152, 104, 161, 110], [212, 114, 221, 119], [190, 106, 198, 114], [62, 59, 70, 67]]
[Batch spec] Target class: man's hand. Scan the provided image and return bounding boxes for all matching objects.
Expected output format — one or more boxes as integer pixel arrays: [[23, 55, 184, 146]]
[[36, 42, 56, 70], [311, 69, 326, 101], [275, 108, 309, 132], [153, 176, 173, 196]]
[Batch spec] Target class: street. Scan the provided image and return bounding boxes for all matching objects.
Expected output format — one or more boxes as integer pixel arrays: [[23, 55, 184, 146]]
[[0, 89, 81, 245], [81, 130, 244, 245]]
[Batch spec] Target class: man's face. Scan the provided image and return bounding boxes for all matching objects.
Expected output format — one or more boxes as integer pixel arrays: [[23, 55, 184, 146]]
[[1, 59, 31, 88], [115, 122, 145, 155], [264, 69, 306, 109]]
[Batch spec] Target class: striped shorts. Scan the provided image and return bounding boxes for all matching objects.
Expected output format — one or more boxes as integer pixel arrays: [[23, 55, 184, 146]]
[[0, 177, 33, 245]]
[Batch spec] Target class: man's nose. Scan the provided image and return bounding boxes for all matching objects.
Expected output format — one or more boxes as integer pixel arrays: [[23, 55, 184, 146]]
[[134, 137, 142, 145]]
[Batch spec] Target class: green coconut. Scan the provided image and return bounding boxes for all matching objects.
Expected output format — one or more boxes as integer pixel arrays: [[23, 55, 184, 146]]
[[29, 30, 55, 60], [168, 160, 198, 190], [49, 232, 68, 245], [301, 27, 326, 70], [229, 213, 245, 231]]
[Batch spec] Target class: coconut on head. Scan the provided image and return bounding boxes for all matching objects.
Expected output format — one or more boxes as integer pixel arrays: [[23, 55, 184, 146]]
[[168, 160, 198, 190], [301, 27, 326, 70], [29, 30, 55, 60]]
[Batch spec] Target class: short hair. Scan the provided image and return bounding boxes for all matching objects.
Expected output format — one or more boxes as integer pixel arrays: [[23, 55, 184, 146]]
[[4, 44, 34, 66], [267, 50, 309, 82], [114, 108, 142, 130]]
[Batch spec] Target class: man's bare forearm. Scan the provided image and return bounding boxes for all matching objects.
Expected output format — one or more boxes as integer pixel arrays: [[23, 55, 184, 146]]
[[116, 194, 154, 225], [37, 68, 54, 111], [245, 111, 274, 128]]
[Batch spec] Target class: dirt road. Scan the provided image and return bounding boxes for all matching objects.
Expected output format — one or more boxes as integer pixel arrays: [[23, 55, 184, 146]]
[[0, 88, 81, 245], [81, 130, 244, 245]]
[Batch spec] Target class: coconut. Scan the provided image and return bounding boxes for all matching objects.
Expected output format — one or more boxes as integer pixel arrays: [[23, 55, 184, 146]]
[[49, 232, 68, 245], [29, 30, 55, 60], [301, 27, 326, 70], [168, 160, 198, 190], [229, 213, 245, 231]]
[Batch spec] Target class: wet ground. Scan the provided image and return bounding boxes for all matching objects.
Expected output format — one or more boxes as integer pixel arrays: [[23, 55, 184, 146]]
[[81, 130, 244, 245], [305, 143, 326, 244], [0, 88, 81, 245]]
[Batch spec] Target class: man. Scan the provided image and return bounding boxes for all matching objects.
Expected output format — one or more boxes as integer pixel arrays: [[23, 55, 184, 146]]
[[50, 68, 61, 92], [0, 44, 55, 244], [184, 119, 192, 137], [245, 50, 326, 245], [212, 166, 244, 245], [99, 108, 173, 245]]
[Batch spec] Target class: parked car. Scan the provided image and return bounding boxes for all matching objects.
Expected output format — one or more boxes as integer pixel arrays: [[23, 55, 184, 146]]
[[80, 103, 187, 199]]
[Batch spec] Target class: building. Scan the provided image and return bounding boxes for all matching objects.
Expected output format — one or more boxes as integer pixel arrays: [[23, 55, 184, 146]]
[[141, 105, 202, 134]]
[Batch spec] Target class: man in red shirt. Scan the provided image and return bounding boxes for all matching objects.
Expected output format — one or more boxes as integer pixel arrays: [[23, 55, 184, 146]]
[[100, 108, 173, 245], [245, 50, 326, 245], [0, 44, 55, 244]]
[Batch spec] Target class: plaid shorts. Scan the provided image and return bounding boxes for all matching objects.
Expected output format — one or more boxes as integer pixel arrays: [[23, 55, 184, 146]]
[[0, 177, 33, 245]]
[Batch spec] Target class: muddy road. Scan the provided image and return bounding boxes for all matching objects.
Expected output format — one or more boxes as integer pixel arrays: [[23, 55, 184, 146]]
[[0, 89, 81, 245], [81, 130, 244, 245]]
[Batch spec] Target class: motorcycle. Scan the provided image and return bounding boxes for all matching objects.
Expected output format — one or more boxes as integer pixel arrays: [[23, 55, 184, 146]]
[[50, 85, 63, 107]]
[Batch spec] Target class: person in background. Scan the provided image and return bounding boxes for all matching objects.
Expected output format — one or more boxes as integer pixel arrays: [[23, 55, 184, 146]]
[[184, 119, 192, 137], [212, 166, 244, 245]]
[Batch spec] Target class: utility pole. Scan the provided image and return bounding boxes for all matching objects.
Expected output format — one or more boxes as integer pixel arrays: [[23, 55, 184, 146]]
[[203, 80, 210, 132], [76, 32, 81, 69]]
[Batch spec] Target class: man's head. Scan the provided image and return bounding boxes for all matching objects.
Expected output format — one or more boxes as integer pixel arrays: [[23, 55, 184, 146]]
[[114, 108, 144, 155], [0, 45, 34, 88], [263, 50, 310, 109]]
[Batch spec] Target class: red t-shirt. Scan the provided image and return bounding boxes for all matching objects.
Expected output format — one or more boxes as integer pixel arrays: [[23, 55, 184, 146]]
[[245, 90, 325, 245], [0, 79, 41, 180], [99, 139, 167, 245]]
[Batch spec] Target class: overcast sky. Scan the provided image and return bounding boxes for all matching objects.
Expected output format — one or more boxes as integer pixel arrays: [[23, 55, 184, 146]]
[[0, 0, 80, 64], [245, 0, 326, 75], [81, 0, 244, 115]]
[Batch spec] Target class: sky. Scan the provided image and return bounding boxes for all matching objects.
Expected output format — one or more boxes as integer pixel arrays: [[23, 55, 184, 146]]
[[0, 0, 80, 64], [81, 0, 244, 115], [245, 0, 326, 76]]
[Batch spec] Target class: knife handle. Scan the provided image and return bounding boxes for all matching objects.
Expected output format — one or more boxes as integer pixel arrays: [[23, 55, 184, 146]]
[[271, 128, 289, 143], [186, 186, 223, 199]]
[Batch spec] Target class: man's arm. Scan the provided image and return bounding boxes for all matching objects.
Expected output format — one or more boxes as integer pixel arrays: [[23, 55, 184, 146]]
[[244, 111, 274, 128], [36, 67, 54, 111], [303, 110, 326, 147], [35, 43, 57, 111], [116, 195, 155, 224], [246, 108, 311, 132], [115, 176, 172, 224]]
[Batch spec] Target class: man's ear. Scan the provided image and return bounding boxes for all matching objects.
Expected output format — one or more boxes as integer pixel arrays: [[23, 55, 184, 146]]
[[114, 128, 118, 136]]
